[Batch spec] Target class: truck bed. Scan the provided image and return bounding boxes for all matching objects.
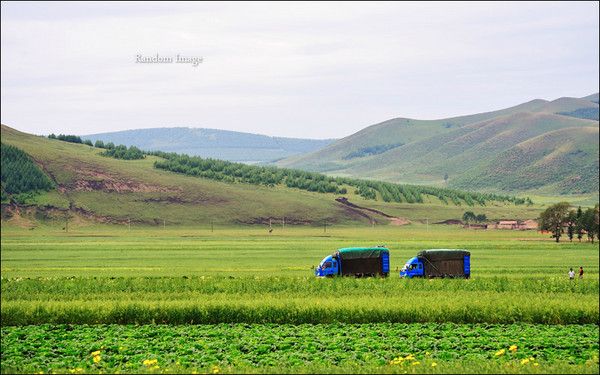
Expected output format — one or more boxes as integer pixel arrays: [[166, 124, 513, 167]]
[[423, 259, 465, 277], [341, 257, 383, 275]]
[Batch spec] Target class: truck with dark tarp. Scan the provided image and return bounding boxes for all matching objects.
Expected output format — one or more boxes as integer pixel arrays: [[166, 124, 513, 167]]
[[315, 247, 390, 277], [399, 249, 470, 278]]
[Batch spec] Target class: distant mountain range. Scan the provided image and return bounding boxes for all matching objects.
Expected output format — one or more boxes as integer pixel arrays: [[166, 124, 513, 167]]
[[82, 128, 335, 163], [277, 93, 599, 195]]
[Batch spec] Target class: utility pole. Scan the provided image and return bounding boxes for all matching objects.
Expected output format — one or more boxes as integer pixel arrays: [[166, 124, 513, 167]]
[[282, 217, 285, 230], [324, 219, 327, 233], [426, 218, 429, 231], [211, 220, 214, 233], [65, 214, 68, 233], [128, 218, 131, 231], [163, 219, 166, 229]]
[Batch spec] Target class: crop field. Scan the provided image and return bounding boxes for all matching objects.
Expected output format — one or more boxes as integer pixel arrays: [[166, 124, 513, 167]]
[[1, 225, 599, 373]]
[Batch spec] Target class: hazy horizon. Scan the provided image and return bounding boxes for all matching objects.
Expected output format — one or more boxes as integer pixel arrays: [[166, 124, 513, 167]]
[[1, 1, 598, 139]]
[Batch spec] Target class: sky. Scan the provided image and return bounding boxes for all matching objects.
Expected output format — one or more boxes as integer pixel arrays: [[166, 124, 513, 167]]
[[1, 1, 598, 139]]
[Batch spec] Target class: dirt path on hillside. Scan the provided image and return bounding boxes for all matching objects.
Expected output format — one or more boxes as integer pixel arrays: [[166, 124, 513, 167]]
[[335, 197, 410, 225]]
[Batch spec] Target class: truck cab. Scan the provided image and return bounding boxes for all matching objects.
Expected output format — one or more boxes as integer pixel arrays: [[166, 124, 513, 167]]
[[315, 255, 339, 277], [399, 256, 424, 278]]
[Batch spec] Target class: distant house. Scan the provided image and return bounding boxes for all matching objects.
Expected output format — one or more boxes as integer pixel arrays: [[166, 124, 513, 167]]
[[495, 220, 519, 229], [464, 223, 488, 230], [521, 220, 539, 230], [494, 220, 538, 230]]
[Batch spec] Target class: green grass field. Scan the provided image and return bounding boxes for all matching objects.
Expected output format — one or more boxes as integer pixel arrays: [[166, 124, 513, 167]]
[[1, 225, 598, 373]]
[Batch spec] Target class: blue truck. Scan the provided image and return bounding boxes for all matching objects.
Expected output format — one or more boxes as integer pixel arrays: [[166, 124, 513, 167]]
[[399, 249, 470, 278], [315, 247, 390, 277]]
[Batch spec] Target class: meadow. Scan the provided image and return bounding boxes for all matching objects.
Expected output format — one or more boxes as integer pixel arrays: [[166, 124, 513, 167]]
[[1, 224, 599, 373]]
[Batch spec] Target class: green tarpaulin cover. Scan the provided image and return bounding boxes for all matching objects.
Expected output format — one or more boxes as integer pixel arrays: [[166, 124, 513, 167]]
[[335, 247, 389, 259]]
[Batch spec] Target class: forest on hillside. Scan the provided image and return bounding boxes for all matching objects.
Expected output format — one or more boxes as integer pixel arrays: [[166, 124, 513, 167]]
[[1, 143, 54, 202]]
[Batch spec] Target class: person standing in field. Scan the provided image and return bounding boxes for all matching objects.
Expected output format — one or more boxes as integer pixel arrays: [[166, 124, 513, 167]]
[[569, 268, 575, 280], [579, 267, 584, 279]]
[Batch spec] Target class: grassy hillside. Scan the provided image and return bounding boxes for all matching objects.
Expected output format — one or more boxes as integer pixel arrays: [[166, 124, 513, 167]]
[[278, 99, 552, 171], [451, 127, 599, 194], [83, 127, 335, 163], [278, 94, 599, 196], [1, 124, 543, 228]]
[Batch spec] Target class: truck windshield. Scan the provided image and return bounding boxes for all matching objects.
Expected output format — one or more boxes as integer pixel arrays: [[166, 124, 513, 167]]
[[323, 261, 332, 268], [402, 263, 417, 271]]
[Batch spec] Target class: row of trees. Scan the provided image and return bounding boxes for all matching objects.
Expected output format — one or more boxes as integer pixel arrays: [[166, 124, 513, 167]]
[[46, 135, 534, 206], [149, 150, 531, 206], [48, 133, 86, 144], [48, 134, 145, 160], [100, 145, 145, 160], [1, 143, 54, 201], [539, 202, 599, 243]]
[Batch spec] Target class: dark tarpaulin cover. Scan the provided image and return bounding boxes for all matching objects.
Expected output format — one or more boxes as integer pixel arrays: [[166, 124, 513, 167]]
[[418, 249, 470, 261], [335, 247, 389, 260]]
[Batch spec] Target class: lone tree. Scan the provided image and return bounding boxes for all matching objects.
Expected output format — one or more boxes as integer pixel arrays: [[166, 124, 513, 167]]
[[580, 205, 599, 244], [463, 211, 476, 225], [576, 206, 584, 242], [566, 209, 577, 242], [475, 214, 487, 223], [596, 204, 600, 242], [538, 202, 571, 243]]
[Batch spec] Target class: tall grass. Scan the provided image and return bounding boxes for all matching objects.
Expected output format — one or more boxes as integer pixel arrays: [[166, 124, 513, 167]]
[[2, 292, 597, 325], [2, 276, 598, 299]]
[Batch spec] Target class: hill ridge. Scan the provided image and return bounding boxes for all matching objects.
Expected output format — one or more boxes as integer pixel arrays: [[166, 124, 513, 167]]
[[82, 127, 336, 163]]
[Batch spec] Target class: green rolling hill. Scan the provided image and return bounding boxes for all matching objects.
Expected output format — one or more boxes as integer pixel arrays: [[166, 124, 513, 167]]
[[1, 124, 543, 228], [277, 94, 599, 195]]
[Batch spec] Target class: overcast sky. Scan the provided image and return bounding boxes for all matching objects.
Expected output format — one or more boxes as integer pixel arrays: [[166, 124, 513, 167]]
[[1, 1, 598, 139]]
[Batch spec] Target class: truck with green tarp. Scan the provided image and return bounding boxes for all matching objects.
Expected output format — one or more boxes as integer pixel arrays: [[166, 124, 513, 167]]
[[315, 247, 390, 277]]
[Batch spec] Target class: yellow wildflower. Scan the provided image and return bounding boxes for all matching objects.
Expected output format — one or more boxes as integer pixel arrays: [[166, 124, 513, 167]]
[[404, 354, 415, 361], [495, 349, 506, 357], [520, 358, 530, 365], [390, 356, 405, 365], [91, 350, 101, 356], [533, 363, 539, 367], [509, 345, 518, 353], [212, 366, 220, 373], [93, 355, 101, 363], [431, 362, 437, 367], [412, 361, 421, 366], [143, 359, 158, 366]]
